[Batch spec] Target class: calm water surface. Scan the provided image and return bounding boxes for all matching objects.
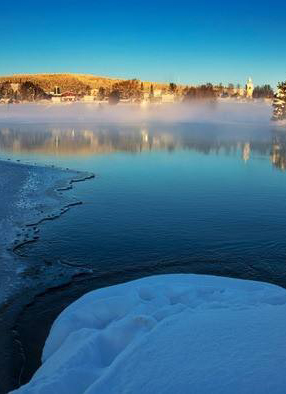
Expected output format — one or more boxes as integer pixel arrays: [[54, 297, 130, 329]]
[[2, 120, 286, 388], [1, 121, 286, 285]]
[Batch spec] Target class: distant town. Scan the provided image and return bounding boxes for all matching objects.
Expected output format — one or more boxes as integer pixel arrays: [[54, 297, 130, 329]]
[[0, 73, 285, 120]]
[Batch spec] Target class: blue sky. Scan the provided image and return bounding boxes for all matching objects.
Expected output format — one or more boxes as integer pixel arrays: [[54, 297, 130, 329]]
[[1, 0, 286, 87]]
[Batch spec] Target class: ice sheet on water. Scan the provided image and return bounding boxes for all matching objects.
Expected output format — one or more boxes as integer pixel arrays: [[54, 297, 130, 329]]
[[12, 274, 286, 394]]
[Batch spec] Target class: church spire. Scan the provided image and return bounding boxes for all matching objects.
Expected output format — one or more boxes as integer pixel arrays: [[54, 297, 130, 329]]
[[246, 77, 254, 98]]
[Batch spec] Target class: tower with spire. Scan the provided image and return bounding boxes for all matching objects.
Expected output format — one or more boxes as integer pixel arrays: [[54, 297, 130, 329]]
[[246, 77, 254, 98]]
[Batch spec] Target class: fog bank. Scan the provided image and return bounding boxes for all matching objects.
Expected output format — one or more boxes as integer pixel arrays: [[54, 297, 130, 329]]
[[0, 101, 272, 125]]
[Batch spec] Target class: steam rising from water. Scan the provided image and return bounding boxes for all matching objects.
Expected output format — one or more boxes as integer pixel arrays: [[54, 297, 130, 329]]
[[0, 101, 272, 125]]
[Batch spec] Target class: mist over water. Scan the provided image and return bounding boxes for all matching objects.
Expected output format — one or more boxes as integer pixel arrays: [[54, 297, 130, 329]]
[[1, 99, 285, 290], [0, 99, 284, 172], [0, 101, 272, 125], [2, 99, 286, 391]]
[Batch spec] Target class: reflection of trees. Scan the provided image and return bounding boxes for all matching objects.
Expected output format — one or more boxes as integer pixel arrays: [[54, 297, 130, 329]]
[[0, 128, 51, 152], [271, 134, 286, 171], [1, 125, 286, 171]]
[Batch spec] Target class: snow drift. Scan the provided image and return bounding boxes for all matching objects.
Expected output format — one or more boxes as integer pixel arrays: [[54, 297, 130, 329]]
[[12, 274, 286, 394]]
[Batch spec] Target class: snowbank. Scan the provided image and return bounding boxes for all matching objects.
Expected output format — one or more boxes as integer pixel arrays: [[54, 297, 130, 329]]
[[12, 274, 286, 394]]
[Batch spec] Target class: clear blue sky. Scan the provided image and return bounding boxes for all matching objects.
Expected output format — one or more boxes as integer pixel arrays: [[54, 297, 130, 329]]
[[1, 0, 285, 88]]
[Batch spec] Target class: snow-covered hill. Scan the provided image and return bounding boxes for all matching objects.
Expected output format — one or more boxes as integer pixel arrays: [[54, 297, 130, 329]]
[[12, 274, 286, 394]]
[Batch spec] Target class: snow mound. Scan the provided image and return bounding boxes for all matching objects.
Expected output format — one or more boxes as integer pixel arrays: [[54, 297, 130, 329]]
[[12, 274, 286, 394]]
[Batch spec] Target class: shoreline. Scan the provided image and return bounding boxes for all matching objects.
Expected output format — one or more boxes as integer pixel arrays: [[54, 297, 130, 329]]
[[12, 173, 95, 254], [0, 158, 95, 302], [0, 159, 95, 393]]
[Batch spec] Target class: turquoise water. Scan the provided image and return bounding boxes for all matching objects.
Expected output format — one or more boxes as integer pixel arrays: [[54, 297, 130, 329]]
[[3, 119, 286, 388], [1, 121, 286, 286]]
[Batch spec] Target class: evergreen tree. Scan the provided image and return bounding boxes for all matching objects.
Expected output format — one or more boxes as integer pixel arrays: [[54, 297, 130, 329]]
[[19, 81, 47, 101], [98, 87, 105, 100], [108, 89, 120, 105], [228, 83, 234, 96], [0, 82, 14, 99], [253, 84, 274, 99], [272, 82, 286, 121], [217, 83, 224, 95], [183, 84, 216, 102], [111, 79, 140, 99], [169, 82, 177, 93], [150, 84, 154, 98]]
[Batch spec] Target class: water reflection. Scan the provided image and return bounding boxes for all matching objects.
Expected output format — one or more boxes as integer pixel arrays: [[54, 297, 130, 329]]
[[0, 123, 285, 170]]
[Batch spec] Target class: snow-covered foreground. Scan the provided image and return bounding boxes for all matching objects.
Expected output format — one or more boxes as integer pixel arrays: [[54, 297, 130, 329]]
[[12, 274, 286, 394]]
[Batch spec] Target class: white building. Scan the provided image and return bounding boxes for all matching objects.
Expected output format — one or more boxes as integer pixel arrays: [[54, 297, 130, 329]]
[[51, 97, 62, 103], [153, 89, 162, 98], [162, 93, 175, 103], [83, 95, 95, 102], [246, 77, 254, 98]]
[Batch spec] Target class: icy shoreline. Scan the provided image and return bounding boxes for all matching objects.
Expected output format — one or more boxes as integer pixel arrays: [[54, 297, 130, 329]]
[[0, 159, 94, 305], [12, 274, 286, 394], [0, 159, 95, 393]]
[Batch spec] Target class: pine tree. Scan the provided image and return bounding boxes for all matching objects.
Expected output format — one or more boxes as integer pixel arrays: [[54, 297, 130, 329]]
[[0, 82, 14, 99], [169, 82, 177, 93], [19, 81, 47, 101], [108, 89, 120, 105], [253, 84, 274, 99], [98, 87, 105, 100], [272, 82, 286, 121]]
